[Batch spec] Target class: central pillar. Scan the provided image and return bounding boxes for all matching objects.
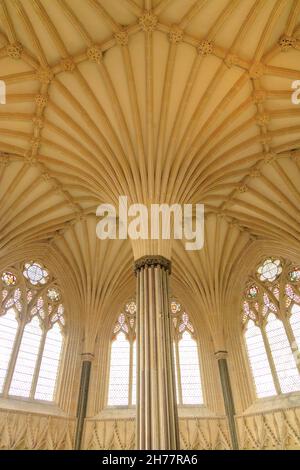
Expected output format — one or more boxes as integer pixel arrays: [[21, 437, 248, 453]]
[[134, 255, 179, 450]]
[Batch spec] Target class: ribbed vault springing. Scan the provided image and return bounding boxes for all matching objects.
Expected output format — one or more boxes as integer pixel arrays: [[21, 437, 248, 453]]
[[0, 0, 300, 347]]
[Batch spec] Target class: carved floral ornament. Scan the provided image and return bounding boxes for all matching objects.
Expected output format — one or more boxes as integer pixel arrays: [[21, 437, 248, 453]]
[[278, 35, 297, 51], [87, 45, 103, 64], [197, 40, 214, 56], [241, 257, 300, 328], [35, 93, 49, 108], [139, 11, 158, 32], [168, 26, 184, 44], [6, 42, 23, 60]]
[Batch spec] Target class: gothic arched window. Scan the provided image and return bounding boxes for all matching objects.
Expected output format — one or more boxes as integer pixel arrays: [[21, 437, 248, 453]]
[[107, 301, 136, 406], [242, 257, 300, 398], [107, 300, 204, 406], [171, 301, 204, 405], [0, 261, 66, 402]]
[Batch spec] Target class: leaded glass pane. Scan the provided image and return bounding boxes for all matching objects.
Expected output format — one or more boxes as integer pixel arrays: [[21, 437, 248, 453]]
[[9, 317, 42, 398], [245, 320, 276, 398], [178, 332, 203, 405], [290, 304, 300, 355], [257, 259, 282, 282], [173, 342, 180, 404], [107, 332, 130, 406], [266, 314, 300, 393], [35, 323, 63, 401], [0, 309, 18, 392], [131, 340, 136, 405]]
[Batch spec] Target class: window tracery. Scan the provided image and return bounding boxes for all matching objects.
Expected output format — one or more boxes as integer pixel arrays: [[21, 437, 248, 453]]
[[0, 261, 65, 401], [107, 299, 204, 407], [242, 257, 300, 398]]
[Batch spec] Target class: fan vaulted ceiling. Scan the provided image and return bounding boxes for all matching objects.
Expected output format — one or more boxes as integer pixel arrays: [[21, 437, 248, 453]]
[[0, 0, 300, 346]]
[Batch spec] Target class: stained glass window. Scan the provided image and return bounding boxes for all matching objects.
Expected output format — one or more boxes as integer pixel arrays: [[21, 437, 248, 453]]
[[242, 256, 300, 398], [47, 288, 61, 302], [1, 272, 17, 287], [0, 261, 66, 402], [289, 268, 300, 283], [257, 258, 282, 282], [23, 262, 49, 286]]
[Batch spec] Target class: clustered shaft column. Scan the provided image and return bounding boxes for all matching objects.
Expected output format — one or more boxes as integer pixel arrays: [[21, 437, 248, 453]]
[[134, 256, 179, 450], [215, 351, 239, 450]]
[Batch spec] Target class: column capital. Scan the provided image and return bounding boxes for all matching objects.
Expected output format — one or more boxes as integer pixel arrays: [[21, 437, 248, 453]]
[[134, 255, 171, 275], [81, 352, 94, 362], [214, 350, 228, 361]]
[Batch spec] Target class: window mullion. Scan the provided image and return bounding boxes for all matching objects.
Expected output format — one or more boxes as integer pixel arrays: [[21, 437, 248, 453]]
[[128, 339, 133, 406], [261, 325, 281, 394], [105, 341, 112, 406], [196, 340, 204, 404], [283, 316, 300, 375], [174, 340, 182, 405], [30, 328, 47, 399], [3, 318, 26, 397]]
